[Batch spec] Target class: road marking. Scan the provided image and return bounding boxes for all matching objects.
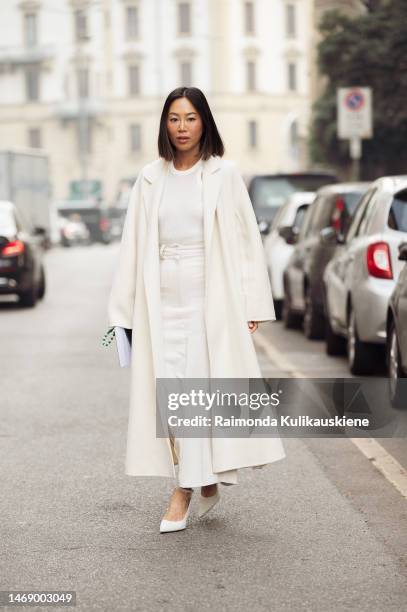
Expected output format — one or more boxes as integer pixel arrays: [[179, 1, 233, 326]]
[[255, 330, 407, 499]]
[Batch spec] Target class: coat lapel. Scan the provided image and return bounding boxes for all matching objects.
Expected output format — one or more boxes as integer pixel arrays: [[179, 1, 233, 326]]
[[141, 155, 223, 378]]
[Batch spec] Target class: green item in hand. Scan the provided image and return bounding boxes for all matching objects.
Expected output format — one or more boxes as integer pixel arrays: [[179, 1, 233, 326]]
[[102, 326, 115, 347]]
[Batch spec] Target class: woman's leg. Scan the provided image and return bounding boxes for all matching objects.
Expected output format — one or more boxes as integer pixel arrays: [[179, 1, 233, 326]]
[[162, 486, 193, 521]]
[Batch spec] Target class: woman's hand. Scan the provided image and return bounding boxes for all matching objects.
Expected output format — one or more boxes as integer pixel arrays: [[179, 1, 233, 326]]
[[247, 321, 258, 333]]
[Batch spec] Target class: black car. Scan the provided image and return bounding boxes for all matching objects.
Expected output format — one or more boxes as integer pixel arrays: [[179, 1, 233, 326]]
[[247, 171, 338, 235], [0, 201, 46, 307], [386, 242, 407, 408], [282, 183, 369, 339]]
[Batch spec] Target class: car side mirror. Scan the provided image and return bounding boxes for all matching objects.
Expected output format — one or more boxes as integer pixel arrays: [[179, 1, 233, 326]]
[[398, 242, 407, 261], [278, 225, 297, 245]]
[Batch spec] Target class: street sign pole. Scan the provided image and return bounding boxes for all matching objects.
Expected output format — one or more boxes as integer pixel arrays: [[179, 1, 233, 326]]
[[350, 136, 361, 181]]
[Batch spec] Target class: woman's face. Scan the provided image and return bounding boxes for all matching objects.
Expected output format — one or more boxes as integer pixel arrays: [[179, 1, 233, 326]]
[[166, 97, 203, 155]]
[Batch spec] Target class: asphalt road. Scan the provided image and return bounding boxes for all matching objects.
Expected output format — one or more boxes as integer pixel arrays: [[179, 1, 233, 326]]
[[0, 243, 406, 612]]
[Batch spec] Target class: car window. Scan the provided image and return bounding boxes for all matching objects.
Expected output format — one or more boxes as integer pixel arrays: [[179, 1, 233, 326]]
[[299, 199, 320, 239], [0, 208, 17, 234], [307, 194, 333, 234], [250, 175, 337, 211], [357, 191, 379, 236], [346, 188, 377, 242], [388, 189, 407, 231], [293, 204, 310, 229], [331, 191, 367, 237]]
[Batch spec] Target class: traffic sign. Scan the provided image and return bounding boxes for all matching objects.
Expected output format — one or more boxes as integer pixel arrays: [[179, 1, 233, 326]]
[[337, 87, 373, 139]]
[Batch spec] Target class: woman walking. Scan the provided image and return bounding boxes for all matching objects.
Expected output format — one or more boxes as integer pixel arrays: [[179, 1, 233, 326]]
[[107, 87, 285, 533]]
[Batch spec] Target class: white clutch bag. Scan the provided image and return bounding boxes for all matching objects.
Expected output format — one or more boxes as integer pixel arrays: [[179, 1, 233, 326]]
[[114, 326, 132, 367]]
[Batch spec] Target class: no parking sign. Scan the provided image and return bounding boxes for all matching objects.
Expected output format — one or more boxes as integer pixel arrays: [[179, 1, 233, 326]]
[[337, 87, 373, 139]]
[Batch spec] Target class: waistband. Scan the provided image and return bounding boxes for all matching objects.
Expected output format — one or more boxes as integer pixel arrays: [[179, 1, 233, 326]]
[[159, 241, 205, 260]]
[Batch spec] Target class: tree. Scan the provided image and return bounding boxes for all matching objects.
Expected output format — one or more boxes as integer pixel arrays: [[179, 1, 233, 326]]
[[309, 1, 407, 179]]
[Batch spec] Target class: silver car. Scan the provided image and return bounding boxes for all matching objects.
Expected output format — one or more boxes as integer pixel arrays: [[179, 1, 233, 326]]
[[323, 176, 407, 374]]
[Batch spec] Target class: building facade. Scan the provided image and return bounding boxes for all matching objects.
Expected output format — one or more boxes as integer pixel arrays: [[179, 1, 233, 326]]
[[0, 0, 314, 202]]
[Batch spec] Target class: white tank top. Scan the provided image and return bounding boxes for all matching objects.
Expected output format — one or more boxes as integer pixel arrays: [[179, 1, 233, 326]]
[[158, 157, 204, 245]]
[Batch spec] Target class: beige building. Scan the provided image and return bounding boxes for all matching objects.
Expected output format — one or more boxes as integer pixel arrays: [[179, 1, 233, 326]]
[[0, 0, 316, 203]]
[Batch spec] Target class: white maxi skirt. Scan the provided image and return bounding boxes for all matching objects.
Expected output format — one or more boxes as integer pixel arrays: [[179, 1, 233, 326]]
[[159, 241, 238, 488]]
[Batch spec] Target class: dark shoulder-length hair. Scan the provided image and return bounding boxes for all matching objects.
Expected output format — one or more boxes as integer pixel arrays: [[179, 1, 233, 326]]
[[158, 87, 224, 161]]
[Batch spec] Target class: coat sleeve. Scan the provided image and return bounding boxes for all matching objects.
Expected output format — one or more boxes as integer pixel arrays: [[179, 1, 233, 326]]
[[107, 173, 143, 328], [230, 163, 276, 323]]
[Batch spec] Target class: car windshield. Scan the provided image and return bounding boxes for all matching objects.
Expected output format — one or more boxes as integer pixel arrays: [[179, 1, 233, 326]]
[[250, 175, 337, 211], [0, 208, 16, 234], [388, 189, 407, 231]]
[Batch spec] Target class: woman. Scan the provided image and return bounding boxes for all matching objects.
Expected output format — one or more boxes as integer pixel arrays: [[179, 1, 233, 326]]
[[107, 87, 286, 533]]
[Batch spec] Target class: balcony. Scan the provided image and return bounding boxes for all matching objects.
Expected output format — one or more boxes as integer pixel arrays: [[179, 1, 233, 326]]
[[0, 44, 55, 69], [54, 98, 106, 120]]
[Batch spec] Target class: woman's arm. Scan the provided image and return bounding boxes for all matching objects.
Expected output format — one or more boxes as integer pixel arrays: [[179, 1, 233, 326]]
[[107, 172, 143, 329], [230, 163, 276, 324]]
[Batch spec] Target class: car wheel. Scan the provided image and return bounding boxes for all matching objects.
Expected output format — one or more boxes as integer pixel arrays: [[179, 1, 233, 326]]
[[347, 307, 376, 375], [325, 313, 346, 356], [19, 284, 38, 308], [282, 292, 302, 329], [387, 323, 406, 409], [303, 286, 325, 340], [38, 267, 46, 299]]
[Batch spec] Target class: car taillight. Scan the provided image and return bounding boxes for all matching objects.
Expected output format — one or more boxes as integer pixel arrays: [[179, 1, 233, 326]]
[[99, 217, 109, 231], [366, 242, 393, 279], [1, 240, 25, 257], [331, 197, 345, 233]]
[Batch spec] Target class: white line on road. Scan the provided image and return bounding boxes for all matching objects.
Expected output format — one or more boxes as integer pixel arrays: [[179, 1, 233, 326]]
[[255, 330, 407, 499]]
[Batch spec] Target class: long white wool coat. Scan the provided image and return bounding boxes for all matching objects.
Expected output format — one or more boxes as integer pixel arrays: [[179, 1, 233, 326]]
[[107, 155, 286, 477]]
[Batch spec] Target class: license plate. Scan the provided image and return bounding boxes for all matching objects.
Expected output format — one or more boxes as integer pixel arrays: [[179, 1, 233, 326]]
[[0, 259, 11, 267]]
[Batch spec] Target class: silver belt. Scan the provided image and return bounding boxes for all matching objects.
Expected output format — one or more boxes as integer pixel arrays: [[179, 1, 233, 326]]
[[159, 241, 205, 260]]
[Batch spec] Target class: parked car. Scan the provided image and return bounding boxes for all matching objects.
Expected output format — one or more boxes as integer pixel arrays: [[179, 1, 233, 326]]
[[0, 200, 46, 307], [56, 199, 112, 244], [57, 213, 90, 247], [247, 171, 338, 235], [282, 183, 370, 338], [263, 192, 315, 319], [386, 242, 407, 408], [323, 176, 407, 374]]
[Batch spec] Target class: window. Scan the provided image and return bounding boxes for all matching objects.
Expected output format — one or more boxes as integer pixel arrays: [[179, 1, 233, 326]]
[[28, 128, 41, 148], [244, 2, 255, 35], [293, 204, 309, 230], [180, 61, 192, 86], [130, 124, 142, 153], [25, 66, 40, 101], [286, 3, 296, 38], [24, 13, 37, 47], [248, 120, 257, 149], [246, 60, 256, 91], [178, 2, 191, 35], [75, 9, 88, 42], [345, 189, 376, 241], [128, 65, 140, 96], [288, 62, 297, 91], [289, 119, 299, 157], [126, 5, 139, 40], [357, 192, 379, 236], [77, 68, 89, 98], [388, 190, 407, 232]]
